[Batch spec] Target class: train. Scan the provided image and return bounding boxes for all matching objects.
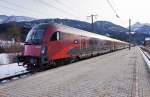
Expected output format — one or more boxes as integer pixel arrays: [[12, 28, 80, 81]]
[[17, 23, 129, 70]]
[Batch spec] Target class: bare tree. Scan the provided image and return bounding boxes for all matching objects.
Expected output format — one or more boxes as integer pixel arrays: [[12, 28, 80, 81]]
[[6, 22, 23, 53]]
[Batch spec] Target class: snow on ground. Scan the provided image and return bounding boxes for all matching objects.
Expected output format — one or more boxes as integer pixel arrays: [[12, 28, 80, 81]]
[[0, 53, 10, 65], [0, 63, 27, 79], [0, 53, 27, 79], [0, 53, 17, 65]]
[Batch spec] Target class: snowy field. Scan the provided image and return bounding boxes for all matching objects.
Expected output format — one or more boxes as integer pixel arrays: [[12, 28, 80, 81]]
[[0, 53, 16, 65], [0, 53, 26, 79], [0, 63, 26, 79]]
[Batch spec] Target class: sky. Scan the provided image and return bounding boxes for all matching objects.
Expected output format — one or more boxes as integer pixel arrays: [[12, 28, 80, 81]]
[[0, 0, 150, 27]]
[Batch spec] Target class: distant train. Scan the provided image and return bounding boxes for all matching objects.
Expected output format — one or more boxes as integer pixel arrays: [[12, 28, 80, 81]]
[[17, 23, 129, 70]]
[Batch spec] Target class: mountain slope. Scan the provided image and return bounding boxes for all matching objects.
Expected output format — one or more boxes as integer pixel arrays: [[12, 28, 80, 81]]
[[0, 18, 129, 41], [0, 18, 134, 43], [131, 22, 150, 34], [0, 15, 35, 24]]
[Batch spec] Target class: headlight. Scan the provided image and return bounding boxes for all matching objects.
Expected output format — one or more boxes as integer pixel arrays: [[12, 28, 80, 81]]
[[41, 46, 47, 55]]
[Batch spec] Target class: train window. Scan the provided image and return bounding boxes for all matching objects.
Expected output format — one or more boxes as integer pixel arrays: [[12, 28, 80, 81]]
[[51, 32, 60, 41], [56, 32, 60, 40], [26, 24, 48, 43]]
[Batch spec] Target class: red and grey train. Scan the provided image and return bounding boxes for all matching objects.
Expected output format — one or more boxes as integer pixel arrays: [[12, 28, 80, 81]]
[[17, 23, 129, 70]]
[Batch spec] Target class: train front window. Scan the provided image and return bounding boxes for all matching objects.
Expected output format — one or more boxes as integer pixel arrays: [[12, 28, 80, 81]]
[[26, 24, 48, 44]]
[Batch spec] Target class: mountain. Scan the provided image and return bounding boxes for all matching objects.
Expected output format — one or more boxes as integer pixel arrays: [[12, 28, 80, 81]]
[[0, 18, 129, 42], [22, 19, 128, 34], [21, 19, 130, 41], [94, 21, 129, 41], [129, 22, 150, 44], [94, 21, 128, 34], [0, 15, 35, 24], [131, 22, 150, 34], [0, 18, 135, 43]]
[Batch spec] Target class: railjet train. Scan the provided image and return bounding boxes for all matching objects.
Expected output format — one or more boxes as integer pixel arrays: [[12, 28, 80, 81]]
[[17, 23, 129, 70]]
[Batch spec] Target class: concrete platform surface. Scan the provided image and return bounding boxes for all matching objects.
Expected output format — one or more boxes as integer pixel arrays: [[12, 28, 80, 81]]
[[0, 47, 150, 97]]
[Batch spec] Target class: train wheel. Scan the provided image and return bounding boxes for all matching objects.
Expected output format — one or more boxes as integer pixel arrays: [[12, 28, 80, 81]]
[[25, 64, 41, 72], [26, 65, 36, 72]]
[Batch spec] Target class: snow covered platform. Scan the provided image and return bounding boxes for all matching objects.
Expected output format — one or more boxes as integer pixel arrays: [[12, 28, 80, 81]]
[[0, 63, 26, 79]]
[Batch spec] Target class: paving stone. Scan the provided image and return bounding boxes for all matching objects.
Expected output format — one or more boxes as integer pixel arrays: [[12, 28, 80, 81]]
[[0, 47, 150, 97]]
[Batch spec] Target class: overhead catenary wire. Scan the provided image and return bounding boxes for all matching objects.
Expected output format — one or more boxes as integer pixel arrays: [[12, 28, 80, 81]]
[[37, 0, 80, 19], [66, 0, 83, 13], [0, 0, 81, 19], [106, 0, 120, 18], [53, 0, 79, 16], [110, 0, 118, 9], [0, 0, 51, 18], [0, 3, 38, 18], [109, 0, 121, 18]]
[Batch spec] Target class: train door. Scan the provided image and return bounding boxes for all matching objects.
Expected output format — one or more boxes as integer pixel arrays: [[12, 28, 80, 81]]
[[80, 36, 87, 54], [48, 31, 62, 59], [82, 36, 87, 49]]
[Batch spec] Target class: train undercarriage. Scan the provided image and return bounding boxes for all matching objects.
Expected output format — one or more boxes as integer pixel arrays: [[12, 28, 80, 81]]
[[17, 55, 80, 72]]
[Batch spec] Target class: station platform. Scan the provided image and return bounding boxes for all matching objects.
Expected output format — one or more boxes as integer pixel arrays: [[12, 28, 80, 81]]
[[0, 47, 150, 97]]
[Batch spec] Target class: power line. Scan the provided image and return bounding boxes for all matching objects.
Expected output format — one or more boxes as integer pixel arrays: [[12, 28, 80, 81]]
[[0, 0, 51, 17], [110, 0, 120, 18], [0, 3, 38, 17], [106, 0, 120, 18], [37, 0, 80, 19], [87, 14, 98, 32], [110, 0, 118, 9], [53, 0, 79, 15]]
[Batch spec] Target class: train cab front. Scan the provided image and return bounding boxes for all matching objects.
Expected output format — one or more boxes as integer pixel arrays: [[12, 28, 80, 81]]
[[17, 24, 49, 69]]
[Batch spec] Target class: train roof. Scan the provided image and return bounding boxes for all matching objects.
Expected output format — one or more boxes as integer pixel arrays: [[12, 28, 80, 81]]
[[39, 23, 128, 44]]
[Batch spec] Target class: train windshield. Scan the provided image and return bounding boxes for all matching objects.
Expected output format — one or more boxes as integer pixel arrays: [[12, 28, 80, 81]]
[[26, 24, 48, 44]]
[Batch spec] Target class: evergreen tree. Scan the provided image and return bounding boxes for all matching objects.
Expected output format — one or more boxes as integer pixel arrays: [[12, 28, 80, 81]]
[[7, 22, 21, 42]]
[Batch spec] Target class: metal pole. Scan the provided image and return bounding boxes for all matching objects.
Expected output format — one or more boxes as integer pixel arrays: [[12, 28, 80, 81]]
[[87, 14, 98, 32], [91, 14, 94, 32], [129, 18, 131, 50]]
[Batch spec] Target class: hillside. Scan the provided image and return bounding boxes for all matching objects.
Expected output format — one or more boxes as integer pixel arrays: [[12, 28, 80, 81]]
[[0, 16, 146, 44]]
